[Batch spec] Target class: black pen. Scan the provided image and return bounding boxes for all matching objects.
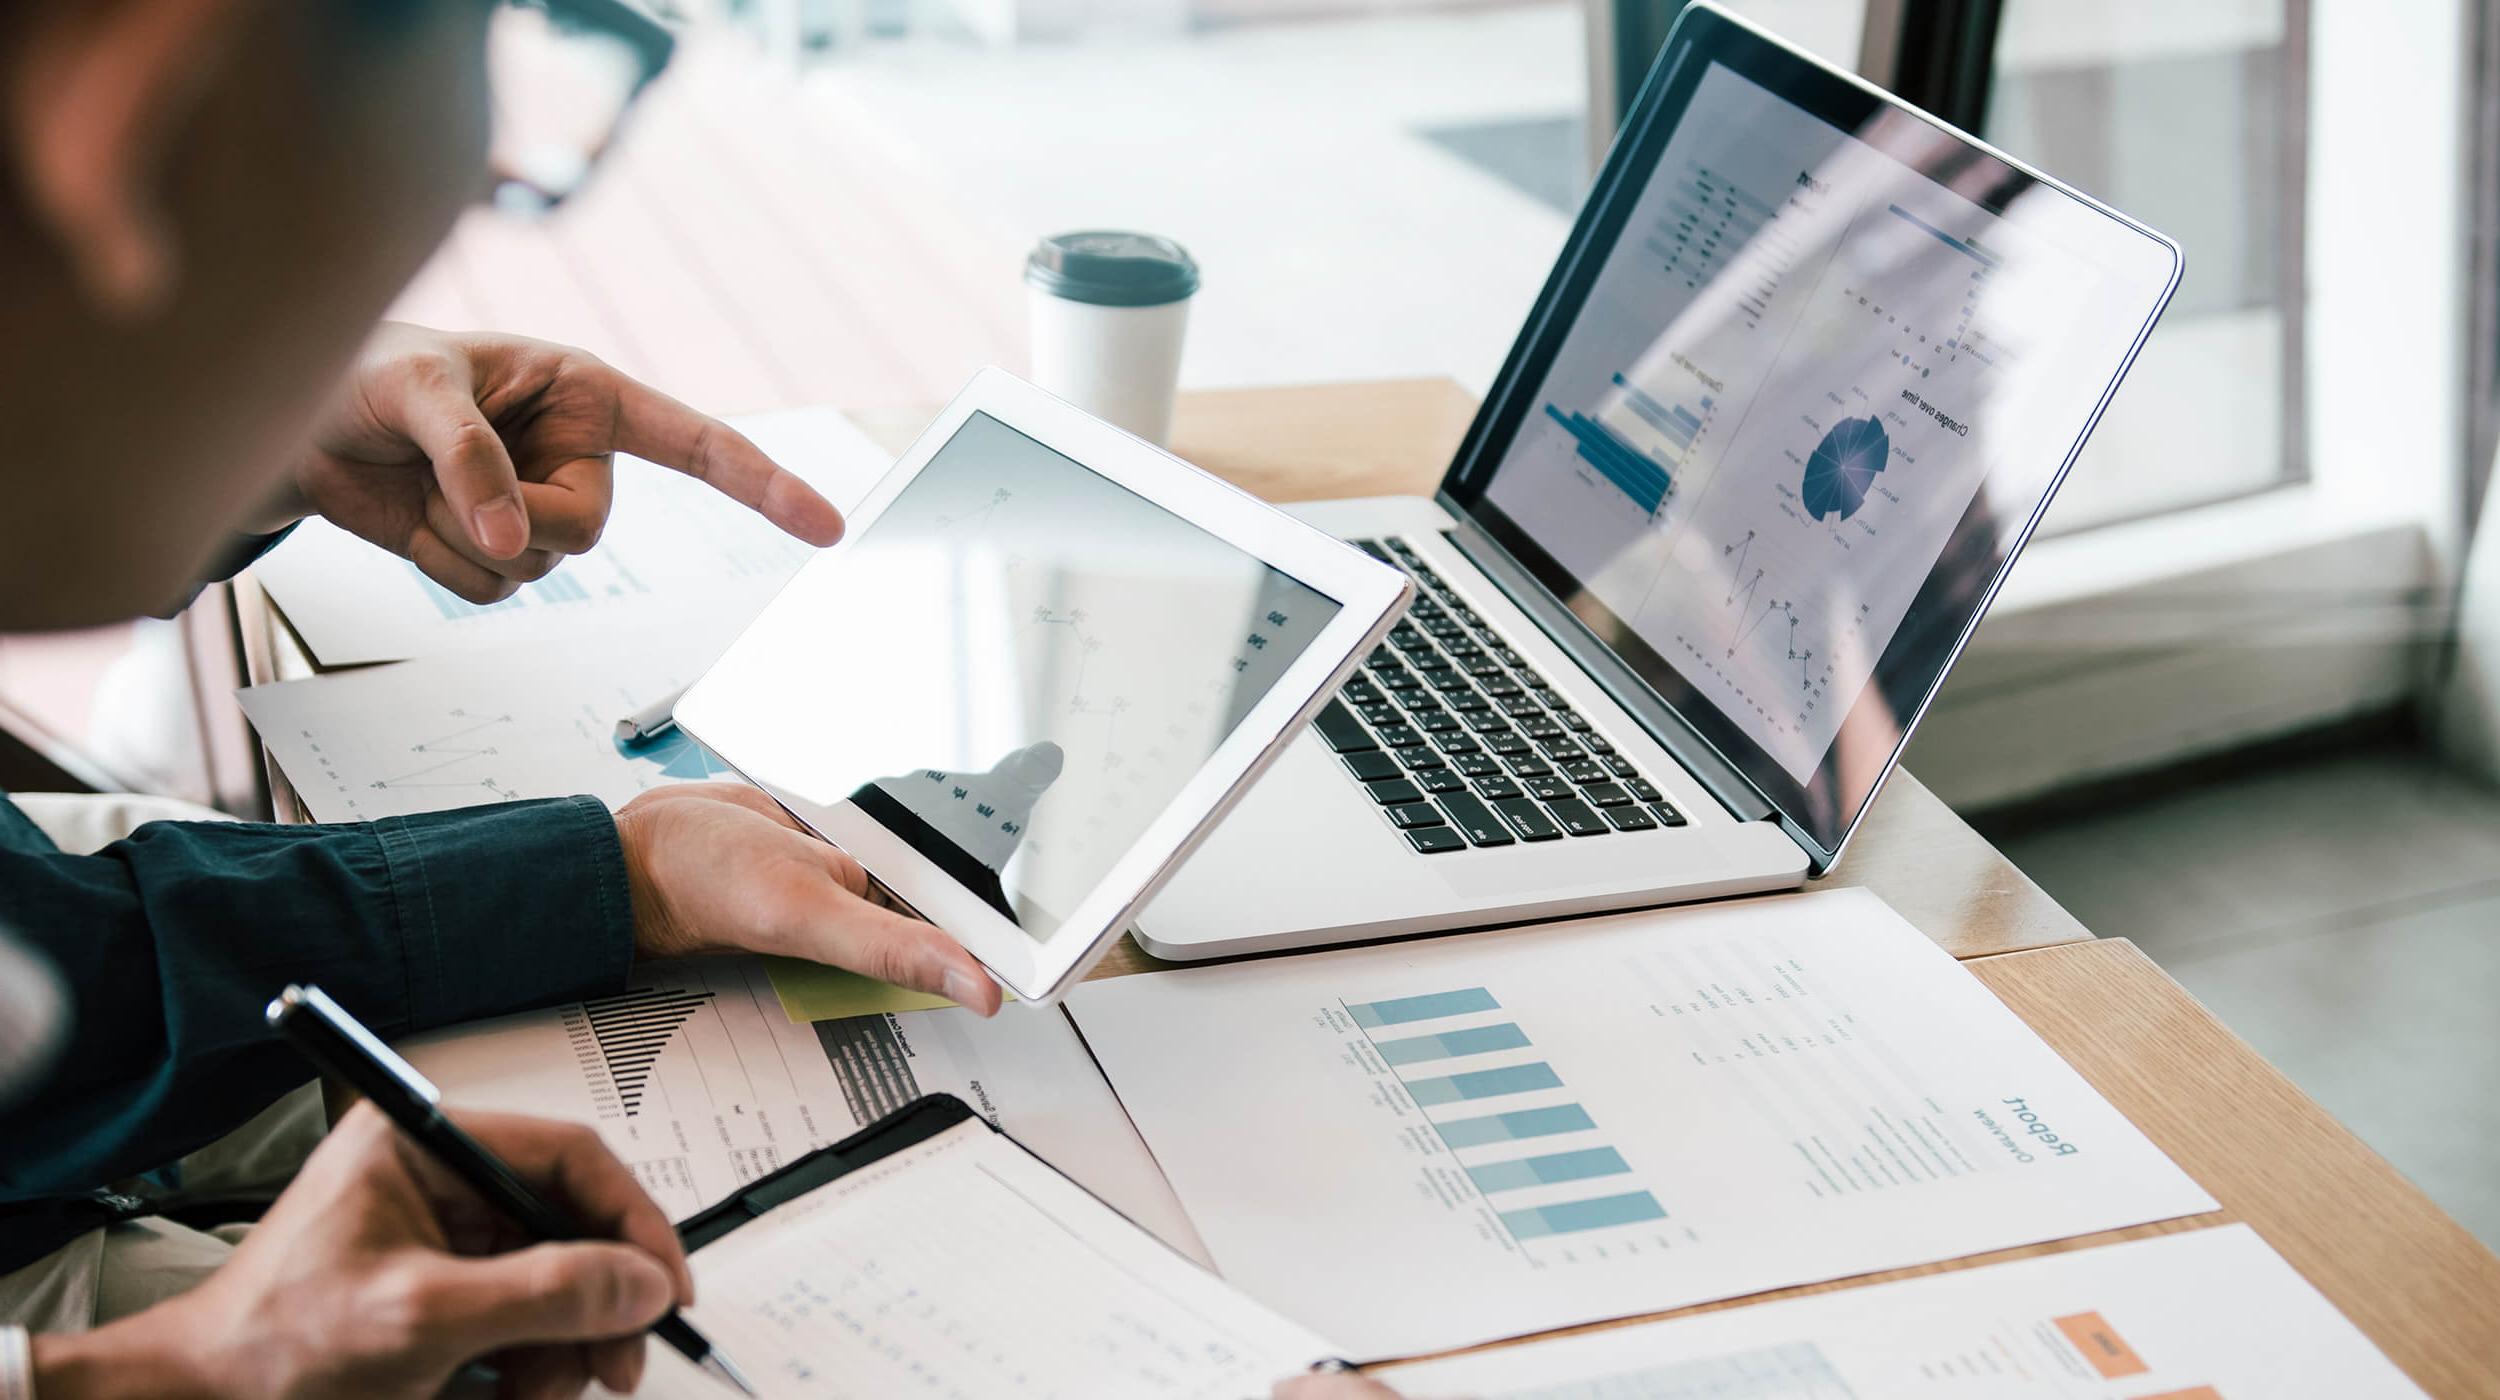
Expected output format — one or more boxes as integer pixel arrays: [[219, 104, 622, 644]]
[[267, 984, 757, 1396]]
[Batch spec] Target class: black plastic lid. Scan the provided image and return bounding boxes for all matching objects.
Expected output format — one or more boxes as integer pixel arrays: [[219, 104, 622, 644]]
[[1024, 231, 1199, 307]]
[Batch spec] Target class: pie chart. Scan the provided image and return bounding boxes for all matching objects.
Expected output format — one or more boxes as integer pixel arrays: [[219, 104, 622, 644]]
[[1801, 414, 1890, 521]]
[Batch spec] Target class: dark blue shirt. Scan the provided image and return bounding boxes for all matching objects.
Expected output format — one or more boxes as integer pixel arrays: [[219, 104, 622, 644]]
[[0, 543, 638, 1271]]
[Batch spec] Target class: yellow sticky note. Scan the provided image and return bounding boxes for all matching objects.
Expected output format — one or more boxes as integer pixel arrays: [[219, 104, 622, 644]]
[[761, 956, 1011, 1023]]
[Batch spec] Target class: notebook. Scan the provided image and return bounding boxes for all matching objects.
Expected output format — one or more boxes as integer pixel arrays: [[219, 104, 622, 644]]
[[635, 1095, 1344, 1399]]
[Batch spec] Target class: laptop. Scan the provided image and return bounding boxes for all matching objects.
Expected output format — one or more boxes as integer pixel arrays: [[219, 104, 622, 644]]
[[1135, 1, 2181, 960]]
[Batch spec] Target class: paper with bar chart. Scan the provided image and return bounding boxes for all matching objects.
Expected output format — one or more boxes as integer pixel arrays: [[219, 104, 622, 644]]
[[251, 405, 891, 666], [237, 634, 732, 821], [1067, 887, 2214, 1357], [1481, 61, 2101, 783], [397, 957, 1210, 1265], [1381, 1225, 2424, 1398]]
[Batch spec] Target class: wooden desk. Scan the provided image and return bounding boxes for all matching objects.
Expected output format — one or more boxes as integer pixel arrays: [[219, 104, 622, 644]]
[[1459, 939, 2500, 1397], [238, 378, 2500, 1393]]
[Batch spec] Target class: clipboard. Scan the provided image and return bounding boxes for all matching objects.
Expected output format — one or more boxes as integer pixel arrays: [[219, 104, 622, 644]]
[[667, 1093, 1357, 1390]]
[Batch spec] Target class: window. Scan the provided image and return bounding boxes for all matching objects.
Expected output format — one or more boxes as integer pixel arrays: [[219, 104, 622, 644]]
[[1984, 0, 2306, 534]]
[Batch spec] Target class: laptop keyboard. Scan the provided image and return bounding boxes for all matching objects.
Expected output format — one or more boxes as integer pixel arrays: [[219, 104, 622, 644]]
[[1317, 537, 1686, 854]]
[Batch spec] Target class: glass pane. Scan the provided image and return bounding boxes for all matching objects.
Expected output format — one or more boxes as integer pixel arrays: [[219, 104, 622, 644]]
[[808, 0, 1593, 393], [1695, 0, 1862, 74], [1986, 0, 2302, 533]]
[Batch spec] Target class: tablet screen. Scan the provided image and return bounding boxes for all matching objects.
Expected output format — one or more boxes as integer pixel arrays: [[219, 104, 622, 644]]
[[702, 412, 1342, 945]]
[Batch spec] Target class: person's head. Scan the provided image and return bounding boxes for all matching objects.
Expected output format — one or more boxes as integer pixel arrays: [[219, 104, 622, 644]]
[[0, 0, 494, 625]]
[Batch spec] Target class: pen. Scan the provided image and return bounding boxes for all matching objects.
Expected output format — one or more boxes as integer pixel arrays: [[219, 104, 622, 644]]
[[265, 985, 757, 1397], [615, 685, 688, 744]]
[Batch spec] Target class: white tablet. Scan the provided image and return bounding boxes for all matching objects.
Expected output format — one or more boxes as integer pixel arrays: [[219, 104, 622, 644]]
[[675, 369, 1412, 1004]]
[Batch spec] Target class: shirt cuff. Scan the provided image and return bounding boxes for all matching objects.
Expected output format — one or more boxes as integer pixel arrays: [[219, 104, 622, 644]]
[[372, 795, 636, 1033], [0, 1326, 31, 1400]]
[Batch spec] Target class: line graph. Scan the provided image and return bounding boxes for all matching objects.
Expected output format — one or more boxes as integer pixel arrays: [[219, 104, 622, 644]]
[[368, 711, 520, 801], [1719, 533, 1832, 705]]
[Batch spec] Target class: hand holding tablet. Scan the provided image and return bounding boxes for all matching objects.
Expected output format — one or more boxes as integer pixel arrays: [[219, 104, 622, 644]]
[[677, 369, 1411, 1004]]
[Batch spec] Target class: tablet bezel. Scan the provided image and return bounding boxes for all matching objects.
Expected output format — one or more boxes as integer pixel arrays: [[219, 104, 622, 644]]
[[676, 368, 1412, 1005]]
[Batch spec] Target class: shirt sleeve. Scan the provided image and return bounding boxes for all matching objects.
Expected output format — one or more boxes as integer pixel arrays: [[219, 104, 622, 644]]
[[151, 526, 299, 618], [0, 796, 633, 1204]]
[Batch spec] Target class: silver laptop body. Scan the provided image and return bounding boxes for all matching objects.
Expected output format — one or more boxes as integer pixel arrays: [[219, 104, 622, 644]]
[[1138, 2, 2181, 959]]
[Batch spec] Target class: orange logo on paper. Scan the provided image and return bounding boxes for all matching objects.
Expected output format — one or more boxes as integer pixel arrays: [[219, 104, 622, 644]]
[[2052, 1312, 2149, 1379]]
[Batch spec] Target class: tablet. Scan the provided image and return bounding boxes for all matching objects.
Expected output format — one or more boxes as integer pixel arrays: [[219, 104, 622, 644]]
[[675, 369, 1411, 1004]]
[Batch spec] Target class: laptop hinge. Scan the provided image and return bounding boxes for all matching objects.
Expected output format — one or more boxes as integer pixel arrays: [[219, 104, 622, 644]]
[[1436, 504, 1782, 828]]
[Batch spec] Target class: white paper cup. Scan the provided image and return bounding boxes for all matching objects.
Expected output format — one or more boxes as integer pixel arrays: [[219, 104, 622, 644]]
[[1025, 231, 1198, 446]]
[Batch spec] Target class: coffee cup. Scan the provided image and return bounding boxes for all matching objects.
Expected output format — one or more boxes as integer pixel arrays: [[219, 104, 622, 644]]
[[1024, 231, 1198, 446]]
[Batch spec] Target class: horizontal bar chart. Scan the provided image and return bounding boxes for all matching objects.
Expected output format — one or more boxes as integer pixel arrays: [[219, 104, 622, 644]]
[[1466, 1146, 1632, 1194], [1407, 1061, 1563, 1106], [1500, 1190, 1668, 1239], [1377, 1022, 1532, 1066], [1544, 403, 1672, 515], [1436, 1104, 1599, 1147], [1346, 982, 1668, 1249], [1610, 373, 1710, 452], [1348, 987, 1499, 1028], [1887, 202, 1999, 268]]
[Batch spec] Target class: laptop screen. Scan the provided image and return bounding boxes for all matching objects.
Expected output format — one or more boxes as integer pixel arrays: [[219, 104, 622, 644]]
[[1451, 7, 2178, 862]]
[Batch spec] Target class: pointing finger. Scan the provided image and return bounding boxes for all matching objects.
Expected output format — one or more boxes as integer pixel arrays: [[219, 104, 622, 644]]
[[606, 371, 845, 547]]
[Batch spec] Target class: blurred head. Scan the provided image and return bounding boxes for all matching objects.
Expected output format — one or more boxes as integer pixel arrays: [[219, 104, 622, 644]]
[[0, 0, 494, 625]]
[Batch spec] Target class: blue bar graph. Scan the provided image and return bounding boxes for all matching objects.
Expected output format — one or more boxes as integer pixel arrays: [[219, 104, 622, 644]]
[[1886, 203, 1999, 268], [531, 570, 590, 604], [1376, 1022, 1531, 1066], [1348, 988, 1498, 1028], [408, 562, 609, 619], [410, 563, 524, 620], [1608, 374, 1698, 450], [1466, 1147, 1632, 1193], [1437, 1104, 1599, 1147], [1544, 404, 1671, 515], [1500, 1190, 1668, 1239], [1406, 1062, 1562, 1107]]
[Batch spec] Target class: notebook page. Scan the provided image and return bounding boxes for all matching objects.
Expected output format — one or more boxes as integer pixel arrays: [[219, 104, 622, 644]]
[[638, 1120, 1337, 1399]]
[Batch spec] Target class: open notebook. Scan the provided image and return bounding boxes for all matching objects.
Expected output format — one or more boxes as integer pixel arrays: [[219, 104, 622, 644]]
[[636, 1095, 1342, 1399]]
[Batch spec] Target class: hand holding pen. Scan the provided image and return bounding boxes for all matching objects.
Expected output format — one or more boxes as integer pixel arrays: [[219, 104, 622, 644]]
[[44, 1098, 706, 1398], [267, 985, 756, 1395]]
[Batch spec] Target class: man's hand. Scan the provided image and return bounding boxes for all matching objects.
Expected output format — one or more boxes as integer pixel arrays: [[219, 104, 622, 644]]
[[275, 323, 845, 603], [617, 784, 1005, 1016], [32, 1105, 691, 1399]]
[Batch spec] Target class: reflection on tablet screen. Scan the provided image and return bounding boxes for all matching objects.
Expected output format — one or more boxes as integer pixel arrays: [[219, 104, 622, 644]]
[[716, 412, 1342, 944]]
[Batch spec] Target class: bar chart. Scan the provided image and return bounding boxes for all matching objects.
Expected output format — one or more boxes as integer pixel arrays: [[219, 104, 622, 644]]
[[1542, 371, 1721, 524], [1611, 374, 1712, 457], [572, 984, 717, 1118], [1342, 986, 1670, 1252], [409, 555, 652, 622], [1544, 404, 1673, 516]]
